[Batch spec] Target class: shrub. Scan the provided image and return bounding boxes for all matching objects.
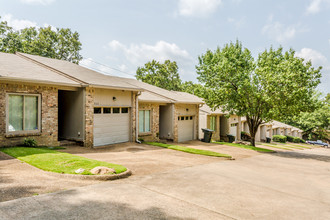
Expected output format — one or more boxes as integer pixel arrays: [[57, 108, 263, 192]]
[[241, 131, 251, 141], [227, 134, 235, 143], [23, 138, 38, 147], [285, 135, 295, 142], [273, 135, 287, 143], [293, 137, 305, 143]]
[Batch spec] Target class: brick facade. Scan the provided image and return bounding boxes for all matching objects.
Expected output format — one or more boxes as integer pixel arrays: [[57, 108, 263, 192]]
[[131, 92, 137, 142], [0, 83, 59, 147], [84, 87, 94, 147], [138, 103, 159, 142]]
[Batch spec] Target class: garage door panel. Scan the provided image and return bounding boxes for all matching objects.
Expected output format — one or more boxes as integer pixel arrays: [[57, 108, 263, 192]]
[[178, 117, 194, 142], [93, 110, 130, 147]]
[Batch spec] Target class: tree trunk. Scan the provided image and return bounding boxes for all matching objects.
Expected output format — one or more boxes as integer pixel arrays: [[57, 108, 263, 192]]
[[246, 117, 261, 147], [250, 136, 255, 147]]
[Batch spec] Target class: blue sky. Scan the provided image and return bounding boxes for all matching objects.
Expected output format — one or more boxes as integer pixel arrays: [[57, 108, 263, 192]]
[[0, 0, 329, 94]]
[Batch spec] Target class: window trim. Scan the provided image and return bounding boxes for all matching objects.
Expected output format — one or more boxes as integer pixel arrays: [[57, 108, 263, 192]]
[[6, 93, 41, 135], [139, 110, 151, 133]]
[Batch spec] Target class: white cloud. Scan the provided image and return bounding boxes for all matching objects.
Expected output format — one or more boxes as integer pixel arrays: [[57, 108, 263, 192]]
[[107, 40, 193, 66], [296, 48, 330, 94], [296, 48, 329, 69], [79, 58, 134, 78], [306, 0, 322, 14], [20, 0, 55, 5], [306, 0, 330, 14], [227, 17, 245, 29], [177, 0, 222, 17], [261, 16, 306, 43], [1, 14, 37, 30]]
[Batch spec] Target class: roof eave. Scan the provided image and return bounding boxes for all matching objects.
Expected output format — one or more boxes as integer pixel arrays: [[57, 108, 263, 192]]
[[0, 76, 81, 87], [90, 84, 143, 92]]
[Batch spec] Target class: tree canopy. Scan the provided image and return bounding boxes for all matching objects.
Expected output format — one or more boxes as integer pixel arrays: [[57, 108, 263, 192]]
[[136, 60, 183, 91], [285, 93, 330, 140], [0, 18, 82, 63], [196, 40, 322, 146]]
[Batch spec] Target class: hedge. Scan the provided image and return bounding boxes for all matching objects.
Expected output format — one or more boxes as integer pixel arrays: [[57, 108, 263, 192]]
[[285, 135, 295, 142], [273, 135, 287, 143], [293, 137, 305, 143]]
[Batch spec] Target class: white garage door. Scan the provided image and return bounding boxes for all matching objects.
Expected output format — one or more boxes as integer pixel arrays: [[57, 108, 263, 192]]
[[93, 107, 130, 147], [229, 123, 237, 137], [178, 116, 194, 142]]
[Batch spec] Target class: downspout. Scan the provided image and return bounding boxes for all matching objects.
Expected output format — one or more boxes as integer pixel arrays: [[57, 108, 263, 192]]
[[136, 91, 142, 143]]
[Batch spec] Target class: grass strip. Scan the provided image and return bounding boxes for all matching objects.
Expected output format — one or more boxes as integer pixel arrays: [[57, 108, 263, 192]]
[[213, 142, 275, 153], [286, 144, 311, 149], [283, 145, 308, 150], [145, 142, 232, 158], [261, 144, 293, 151], [0, 147, 127, 175]]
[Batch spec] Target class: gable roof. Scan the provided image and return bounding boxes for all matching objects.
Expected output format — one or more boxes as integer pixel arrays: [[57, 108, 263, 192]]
[[1, 52, 203, 104], [124, 78, 204, 104], [17, 52, 141, 91], [200, 105, 225, 114], [0, 52, 80, 86]]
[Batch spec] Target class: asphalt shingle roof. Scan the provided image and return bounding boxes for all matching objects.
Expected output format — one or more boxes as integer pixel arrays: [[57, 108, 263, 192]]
[[0, 52, 80, 86]]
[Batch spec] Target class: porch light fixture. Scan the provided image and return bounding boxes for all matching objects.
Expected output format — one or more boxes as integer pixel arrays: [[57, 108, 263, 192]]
[[186, 108, 189, 112]]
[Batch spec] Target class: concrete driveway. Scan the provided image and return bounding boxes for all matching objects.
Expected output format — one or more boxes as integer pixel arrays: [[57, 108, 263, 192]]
[[0, 152, 100, 202], [1, 143, 329, 219]]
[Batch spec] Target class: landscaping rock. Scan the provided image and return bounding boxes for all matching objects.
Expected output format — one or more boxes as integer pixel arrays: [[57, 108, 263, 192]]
[[75, 168, 85, 174], [233, 141, 250, 145], [90, 166, 116, 175]]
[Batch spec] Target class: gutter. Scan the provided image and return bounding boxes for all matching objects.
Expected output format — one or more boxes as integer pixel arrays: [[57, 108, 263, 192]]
[[0, 76, 81, 88], [15, 52, 89, 86]]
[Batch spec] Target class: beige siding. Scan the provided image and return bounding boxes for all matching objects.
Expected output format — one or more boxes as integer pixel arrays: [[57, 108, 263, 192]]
[[94, 89, 132, 107], [159, 104, 174, 140], [198, 111, 207, 139], [58, 88, 84, 141]]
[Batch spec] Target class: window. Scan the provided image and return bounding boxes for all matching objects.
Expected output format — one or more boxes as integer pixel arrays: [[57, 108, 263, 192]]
[[139, 110, 150, 133], [94, 107, 102, 114], [7, 94, 40, 132], [121, 107, 128, 113], [103, 108, 111, 114], [230, 123, 238, 127], [181, 116, 184, 120], [190, 116, 193, 120], [210, 116, 216, 131], [113, 108, 120, 114]]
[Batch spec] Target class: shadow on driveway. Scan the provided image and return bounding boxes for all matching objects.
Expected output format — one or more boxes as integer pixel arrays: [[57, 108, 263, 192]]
[[272, 151, 330, 162]]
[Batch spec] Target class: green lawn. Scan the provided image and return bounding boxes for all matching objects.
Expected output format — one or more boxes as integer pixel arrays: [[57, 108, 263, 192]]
[[0, 147, 127, 175], [286, 144, 311, 149], [261, 144, 293, 151], [145, 142, 232, 158], [213, 142, 275, 153]]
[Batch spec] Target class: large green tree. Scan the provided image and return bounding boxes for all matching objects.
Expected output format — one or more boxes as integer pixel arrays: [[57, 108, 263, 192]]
[[136, 60, 182, 91], [0, 18, 82, 63], [181, 81, 205, 98], [196, 40, 322, 146], [286, 93, 330, 140]]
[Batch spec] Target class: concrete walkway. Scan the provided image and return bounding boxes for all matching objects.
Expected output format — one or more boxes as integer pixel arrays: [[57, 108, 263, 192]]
[[1, 147, 329, 219]]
